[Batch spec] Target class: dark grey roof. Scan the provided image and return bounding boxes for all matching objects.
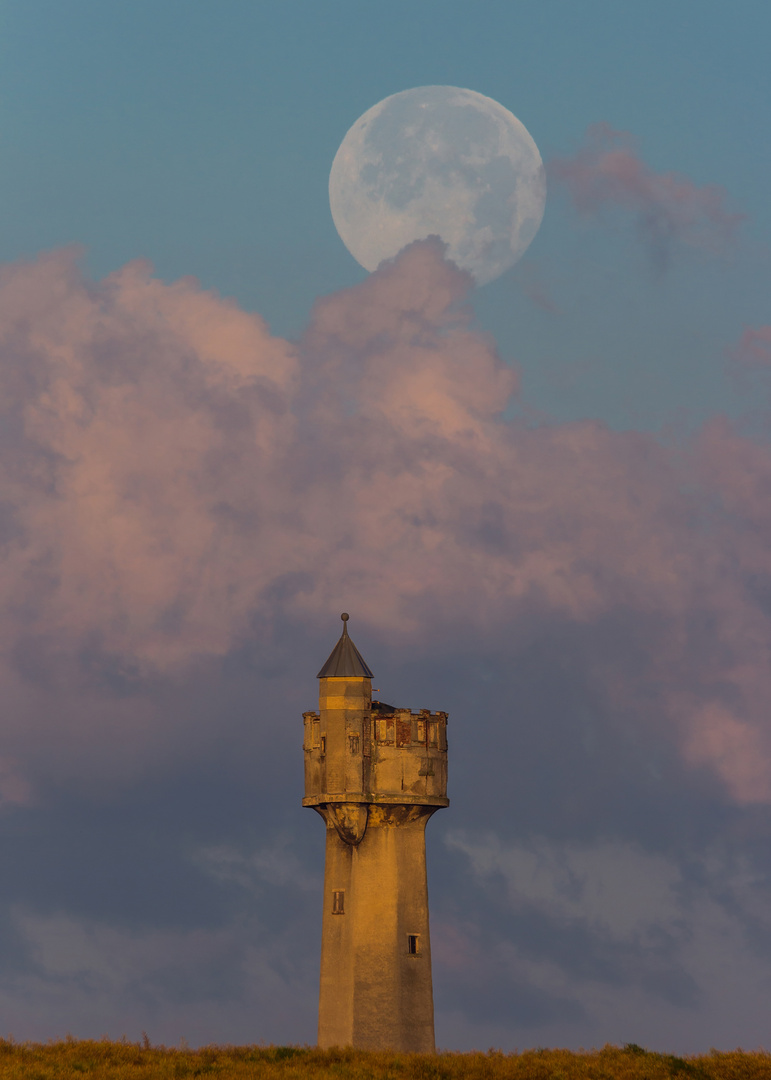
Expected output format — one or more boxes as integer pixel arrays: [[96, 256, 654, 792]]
[[371, 700, 396, 714], [317, 613, 374, 679]]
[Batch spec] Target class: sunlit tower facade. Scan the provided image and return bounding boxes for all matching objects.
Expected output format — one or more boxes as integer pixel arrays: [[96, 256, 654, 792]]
[[303, 614, 449, 1051]]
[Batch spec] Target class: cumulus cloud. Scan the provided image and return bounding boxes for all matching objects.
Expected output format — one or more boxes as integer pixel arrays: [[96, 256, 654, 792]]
[[8, 907, 314, 1044], [0, 239, 771, 809], [193, 841, 319, 894], [432, 832, 771, 1052], [732, 325, 771, 366], [445, 832, 682, 940], [549, 124, 743, 268]]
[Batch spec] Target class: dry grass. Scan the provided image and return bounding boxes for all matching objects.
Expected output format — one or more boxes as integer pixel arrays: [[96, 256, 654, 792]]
[[0, 1041, 767, 1080]]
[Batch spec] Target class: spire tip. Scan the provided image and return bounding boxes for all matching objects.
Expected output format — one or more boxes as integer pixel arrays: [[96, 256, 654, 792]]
[[317, 613, 373, 678]]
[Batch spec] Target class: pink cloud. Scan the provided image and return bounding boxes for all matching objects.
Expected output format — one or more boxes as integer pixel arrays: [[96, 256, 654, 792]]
[[549, 124, 743, 267], [731, 325, 771, 367], [0, 241, 770, 802], [512, 261, 560, 314]]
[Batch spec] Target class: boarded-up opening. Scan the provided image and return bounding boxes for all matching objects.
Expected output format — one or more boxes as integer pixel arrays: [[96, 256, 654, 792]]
[[396, 718, 412, 747], [349, 734, 360, 754]]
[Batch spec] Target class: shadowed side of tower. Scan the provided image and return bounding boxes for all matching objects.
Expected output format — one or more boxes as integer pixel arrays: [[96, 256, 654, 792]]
[[303, 614, 449, 1052]]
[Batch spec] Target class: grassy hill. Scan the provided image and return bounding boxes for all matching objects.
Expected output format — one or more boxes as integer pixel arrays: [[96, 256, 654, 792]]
[[0, 1041, 767, 1079]]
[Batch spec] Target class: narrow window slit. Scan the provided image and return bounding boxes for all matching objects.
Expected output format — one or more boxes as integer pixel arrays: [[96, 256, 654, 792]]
[[407, 934, 419, 955], [332, 890, 345, 914]]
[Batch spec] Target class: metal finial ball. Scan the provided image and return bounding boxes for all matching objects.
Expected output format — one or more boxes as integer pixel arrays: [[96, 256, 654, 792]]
[[341, 612, 350, 622]]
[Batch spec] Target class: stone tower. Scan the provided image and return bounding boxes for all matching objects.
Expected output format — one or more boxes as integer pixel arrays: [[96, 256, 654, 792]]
[[303, 614, 449, 1052]]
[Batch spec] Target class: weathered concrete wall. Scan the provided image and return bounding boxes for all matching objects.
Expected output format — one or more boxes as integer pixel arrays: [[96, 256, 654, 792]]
[[317, 819, 355, 1048], [303, 696, 448, 808], [316, 805, 437, 1052]]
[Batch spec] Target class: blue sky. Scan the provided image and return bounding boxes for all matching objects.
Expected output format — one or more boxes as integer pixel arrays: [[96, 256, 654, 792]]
[[2, 1, 769, 429], [1, 0, 771, 1055]]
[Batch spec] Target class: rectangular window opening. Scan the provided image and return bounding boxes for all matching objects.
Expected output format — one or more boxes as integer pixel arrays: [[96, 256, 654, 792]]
[[320, 736, 326, 755], [396, 719, 412, 747], [407, 933, 419, 955], [332, 890, 345, 915], [349, 734, 360, 754]]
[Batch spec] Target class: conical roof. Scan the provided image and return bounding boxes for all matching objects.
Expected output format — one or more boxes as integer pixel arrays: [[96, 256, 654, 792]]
[[317, 613, 374, 678]]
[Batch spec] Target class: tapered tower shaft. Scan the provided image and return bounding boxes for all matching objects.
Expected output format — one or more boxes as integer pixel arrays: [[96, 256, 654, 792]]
[[303, 615, 449, 1052]]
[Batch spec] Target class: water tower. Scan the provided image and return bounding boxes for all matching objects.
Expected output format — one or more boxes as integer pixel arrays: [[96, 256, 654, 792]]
[[302, 614, 449, 1051]]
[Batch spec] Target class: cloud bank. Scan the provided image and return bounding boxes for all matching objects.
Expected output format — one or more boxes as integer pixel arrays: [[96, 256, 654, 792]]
[[733, 324, 771, 367], [0, 240, 770, 809]]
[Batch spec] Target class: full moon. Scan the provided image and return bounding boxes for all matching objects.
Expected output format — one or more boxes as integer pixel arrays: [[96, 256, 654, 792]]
[[329, 86, 546, 286]]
